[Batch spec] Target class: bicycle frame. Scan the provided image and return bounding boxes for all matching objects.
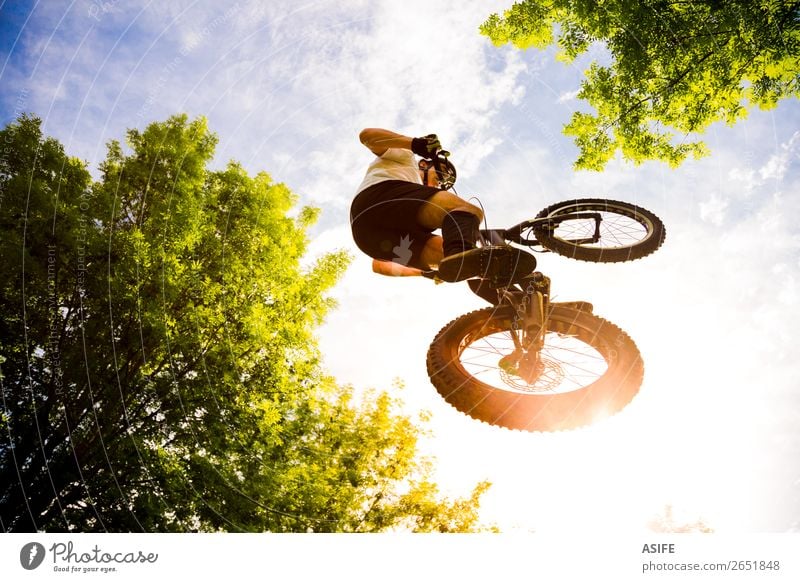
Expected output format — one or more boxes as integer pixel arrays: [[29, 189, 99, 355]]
[[485, 213, 605, 249]]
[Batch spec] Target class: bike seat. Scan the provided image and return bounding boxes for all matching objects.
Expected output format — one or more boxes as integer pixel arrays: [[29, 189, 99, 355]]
[[437, 245, 537, 285]]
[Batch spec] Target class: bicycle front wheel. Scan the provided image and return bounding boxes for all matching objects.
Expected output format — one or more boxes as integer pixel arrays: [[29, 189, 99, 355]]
[[426, 305, 643, 432], [533, 198, 665, 262]]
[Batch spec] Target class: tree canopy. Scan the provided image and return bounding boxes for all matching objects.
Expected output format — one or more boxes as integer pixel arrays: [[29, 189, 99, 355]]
[[0, 114, 491, 532], [482, 0, 800, 170]]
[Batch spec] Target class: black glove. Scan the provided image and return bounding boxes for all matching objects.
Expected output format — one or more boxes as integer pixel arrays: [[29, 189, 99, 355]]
[[411, 134, 441, 159]]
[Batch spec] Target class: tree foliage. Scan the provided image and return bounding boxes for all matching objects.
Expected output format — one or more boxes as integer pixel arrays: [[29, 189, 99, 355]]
[[482, 0, 800, 170], [0, 114, 490, 532]]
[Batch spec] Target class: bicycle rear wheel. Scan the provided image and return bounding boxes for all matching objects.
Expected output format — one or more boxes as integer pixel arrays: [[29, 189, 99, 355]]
[[533, 198, 665, 262], [426, 305, 643, 432]]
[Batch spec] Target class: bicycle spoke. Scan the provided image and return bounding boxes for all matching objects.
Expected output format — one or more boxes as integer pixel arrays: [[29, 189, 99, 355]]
[[553, 211, 650, 250], [459, 327, 608, 394]]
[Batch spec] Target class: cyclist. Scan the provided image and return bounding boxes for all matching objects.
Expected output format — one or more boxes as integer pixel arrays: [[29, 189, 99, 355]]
[[350, 127, 485, 283]]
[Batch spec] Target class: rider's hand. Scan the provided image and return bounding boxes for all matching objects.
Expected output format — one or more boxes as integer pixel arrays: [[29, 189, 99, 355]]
[[411, 134, 441, 159]]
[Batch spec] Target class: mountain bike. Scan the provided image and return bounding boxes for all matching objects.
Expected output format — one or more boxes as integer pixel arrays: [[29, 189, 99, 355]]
[[424, 151, 666, 432]]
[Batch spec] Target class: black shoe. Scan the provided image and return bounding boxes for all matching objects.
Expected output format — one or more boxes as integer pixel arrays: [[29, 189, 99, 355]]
[[437, 245, 537, 284], [437, 248, 485, 282]]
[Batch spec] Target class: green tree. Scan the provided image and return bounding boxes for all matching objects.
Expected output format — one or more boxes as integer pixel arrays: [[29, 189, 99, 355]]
[[230, 381, 494, 532], [0, 114, 490, 532], [482, 1, 800, 170]]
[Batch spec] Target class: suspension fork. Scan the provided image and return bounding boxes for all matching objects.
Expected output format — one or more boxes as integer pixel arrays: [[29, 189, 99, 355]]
[[522, 272, 550, 348], [505, 272, 550, 382], [511, 271, 550, 352]]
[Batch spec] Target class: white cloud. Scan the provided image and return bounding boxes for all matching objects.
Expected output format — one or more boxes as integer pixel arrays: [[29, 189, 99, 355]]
[[760, 131, 800, 181], [556, 89, 579, 103], [699, 192, 728, 225], [255, 0, 528, 204], [728, 167, 758, 192]]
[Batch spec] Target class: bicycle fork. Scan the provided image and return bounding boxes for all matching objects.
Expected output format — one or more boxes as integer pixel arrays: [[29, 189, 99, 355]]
[[501, 272, 551, 383]]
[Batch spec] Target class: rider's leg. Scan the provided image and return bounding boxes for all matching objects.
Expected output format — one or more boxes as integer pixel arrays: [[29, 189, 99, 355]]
[[418, 237, 501, 304], [417, 236, 498, 304], [372, 235, 443, 276], [418, 192, 488, 282], [415, 191, 483, 257], [372, 259, 425, 277], [415, 222, 521, 305], [416, 191, 484, 286], [417, 235, 443, 268], [440, 210, 481, 257]]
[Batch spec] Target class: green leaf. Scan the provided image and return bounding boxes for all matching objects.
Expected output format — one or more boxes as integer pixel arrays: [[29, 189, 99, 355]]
[[482, 0, 800, 170]]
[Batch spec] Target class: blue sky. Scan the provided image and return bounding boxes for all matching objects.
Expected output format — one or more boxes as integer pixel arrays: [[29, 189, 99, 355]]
[[2, 0, 799, 533]]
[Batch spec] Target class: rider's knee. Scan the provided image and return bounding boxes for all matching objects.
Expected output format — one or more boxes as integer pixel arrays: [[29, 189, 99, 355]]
[[450, 202, 483, 223]]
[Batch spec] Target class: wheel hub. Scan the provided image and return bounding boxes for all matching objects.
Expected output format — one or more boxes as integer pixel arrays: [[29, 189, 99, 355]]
[[498, 351, 565, 393]]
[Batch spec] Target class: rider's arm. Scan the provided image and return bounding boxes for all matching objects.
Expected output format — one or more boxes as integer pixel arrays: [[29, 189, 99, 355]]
[[359, 128, 412, 157], [372, 259, 424, 277]]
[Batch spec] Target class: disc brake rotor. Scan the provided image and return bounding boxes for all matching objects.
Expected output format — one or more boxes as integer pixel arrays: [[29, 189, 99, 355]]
[[498, 357, 565, 393]]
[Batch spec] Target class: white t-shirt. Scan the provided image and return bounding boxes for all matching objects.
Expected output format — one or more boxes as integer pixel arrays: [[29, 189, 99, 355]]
[[355, 148, 421, 194]]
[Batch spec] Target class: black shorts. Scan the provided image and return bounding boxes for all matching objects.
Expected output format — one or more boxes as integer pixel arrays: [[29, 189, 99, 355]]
[[350, 180, 441, 270]]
